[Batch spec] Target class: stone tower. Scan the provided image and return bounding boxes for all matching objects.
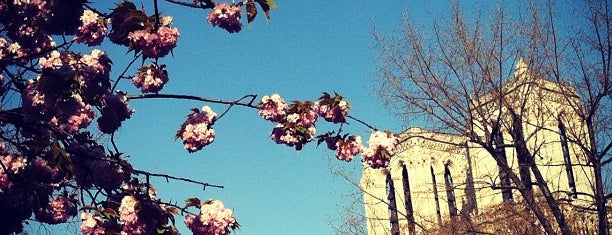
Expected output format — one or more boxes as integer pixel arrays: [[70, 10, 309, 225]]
[[360, 59, 595, 234]]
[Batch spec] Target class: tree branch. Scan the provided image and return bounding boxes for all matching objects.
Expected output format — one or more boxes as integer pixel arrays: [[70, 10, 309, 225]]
[[132, 169, 224, 190], [126, 93, 259, 109]]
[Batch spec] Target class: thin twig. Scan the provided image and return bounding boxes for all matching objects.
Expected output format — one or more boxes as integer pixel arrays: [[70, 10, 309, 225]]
[[126, 93, 259, 109], [132, 169, 224, 190], [164, 0, 215, 9], [347, 115, 377, 131]]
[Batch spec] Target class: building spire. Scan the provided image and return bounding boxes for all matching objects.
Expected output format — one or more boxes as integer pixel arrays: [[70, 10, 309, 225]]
[[514, 57, 529, 79]]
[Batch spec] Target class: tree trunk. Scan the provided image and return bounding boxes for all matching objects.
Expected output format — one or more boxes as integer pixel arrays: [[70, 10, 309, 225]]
[[502, 163, 557, 234], [510, 115, 534, 198], [510, 114, 571, 235], [593, 161, 609, 235], [529, 162, 572, 235], [462, 142, 478, 215], [493, 130, 513, 202]]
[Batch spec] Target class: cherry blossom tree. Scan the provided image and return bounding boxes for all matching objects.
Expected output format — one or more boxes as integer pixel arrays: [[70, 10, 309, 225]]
[[0, 0, 395, 234]]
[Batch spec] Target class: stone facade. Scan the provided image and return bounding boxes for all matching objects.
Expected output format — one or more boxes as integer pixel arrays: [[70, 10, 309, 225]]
[[361, 60, 595, 234]]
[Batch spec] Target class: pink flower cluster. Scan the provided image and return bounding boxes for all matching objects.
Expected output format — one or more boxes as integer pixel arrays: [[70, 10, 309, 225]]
[[89, 159, 130, 190], [24, 49, 115, 134], [48, 97, 96, 134], [177, 106, 217, 152], [132, 64, 169, 93], [207, 3, 243, 33], [127, 22, 179, 58], [80, 212, 105, 235], [185, 200, 238, 235], [362, 131, 399, 169], [28, 157, 61, 184], [0, 0, 58, 55], [35, 196, 77, 224], [259, 96, 321, 151], [0, 38, 26, 61], [0, 154, 27, 192], [335, 135, 362, 162], [270, 107, 318, 151], [75, 10, 107, 46], [314, 99, 349, 124], [258, 94, 287, 122], [97, 93, 134, 134], [119, 195, 150, 234]]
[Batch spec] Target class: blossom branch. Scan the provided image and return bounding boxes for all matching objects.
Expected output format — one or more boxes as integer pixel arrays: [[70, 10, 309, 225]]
[[126, 93, 259, 109], [132, 169, 224, 190], [164, 0, 216, 9], [112, 52, 142, 92], [216, 94, 258, 120], [347, 115, 378, 131]]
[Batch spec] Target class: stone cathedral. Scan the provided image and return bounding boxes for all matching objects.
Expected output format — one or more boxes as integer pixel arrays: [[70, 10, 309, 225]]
[[360, 60, 595, 234]]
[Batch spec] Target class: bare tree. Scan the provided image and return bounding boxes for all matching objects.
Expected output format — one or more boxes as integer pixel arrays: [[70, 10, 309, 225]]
[[530, 1, 612, 234], [372, 1, 610, 234]]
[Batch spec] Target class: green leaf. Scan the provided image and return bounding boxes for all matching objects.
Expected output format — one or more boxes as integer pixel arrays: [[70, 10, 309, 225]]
[[266, 0, 278, 8]]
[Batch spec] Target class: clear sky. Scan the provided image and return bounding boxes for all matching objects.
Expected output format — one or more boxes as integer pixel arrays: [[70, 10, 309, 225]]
[[111, 1, 414, 234], [24, 0, 462, 234]]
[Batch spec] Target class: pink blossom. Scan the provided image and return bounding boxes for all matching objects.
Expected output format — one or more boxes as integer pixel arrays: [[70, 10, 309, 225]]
[[80, 212, 105, 235], [361, 131, 399, 169], [119, 195, 149, 235], [97, 93, 134, 134], [75, 10, 107, 46], [28, 157, 61, 184], [132, 64, 169, 93], [79, 49, 112, 101], [299, 110, 318, 127], [314, 96, 350, 123], [39, 50, 63, 69], [35, 196, 77, 224], [90, 159, 129, 190], [268, 101, 318, 150], [49, 96, 96, 134], [177, 106, 217, 152], [185, 200, 239, 235], [127, 26, 179, 58], [207, 3, 242, 33], [258, 94, 287, 122], [0, 154, 27, 192], [335, 135, 362, 162]]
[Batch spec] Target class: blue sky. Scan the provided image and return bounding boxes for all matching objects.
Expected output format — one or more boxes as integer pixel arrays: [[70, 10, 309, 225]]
[[112, 1, 414, 234], [24, 1, 606, 235], [25, 0, 454, 234]]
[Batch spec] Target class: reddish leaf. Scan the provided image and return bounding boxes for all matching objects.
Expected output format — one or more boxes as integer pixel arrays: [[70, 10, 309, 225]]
[[184, 197, 201, 209], [246, 0, 257, 27], [255, 0, 275, 21]]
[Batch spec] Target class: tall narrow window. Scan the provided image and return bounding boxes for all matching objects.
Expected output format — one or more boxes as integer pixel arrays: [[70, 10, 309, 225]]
[[444, 163, 458, 218], [493, 123, 513, 202], [386, 171, 400, 235], [430, 166, 442, 225], [558, 118, 577, 198], [402, 164, 416, 234]]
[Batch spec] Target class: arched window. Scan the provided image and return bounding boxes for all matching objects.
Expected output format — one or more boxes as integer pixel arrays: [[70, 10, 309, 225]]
[[430, 166, 442, 225], [402, 164, 416, 234], [386, 171, 400, 235], [444, 163, 458, 217]]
